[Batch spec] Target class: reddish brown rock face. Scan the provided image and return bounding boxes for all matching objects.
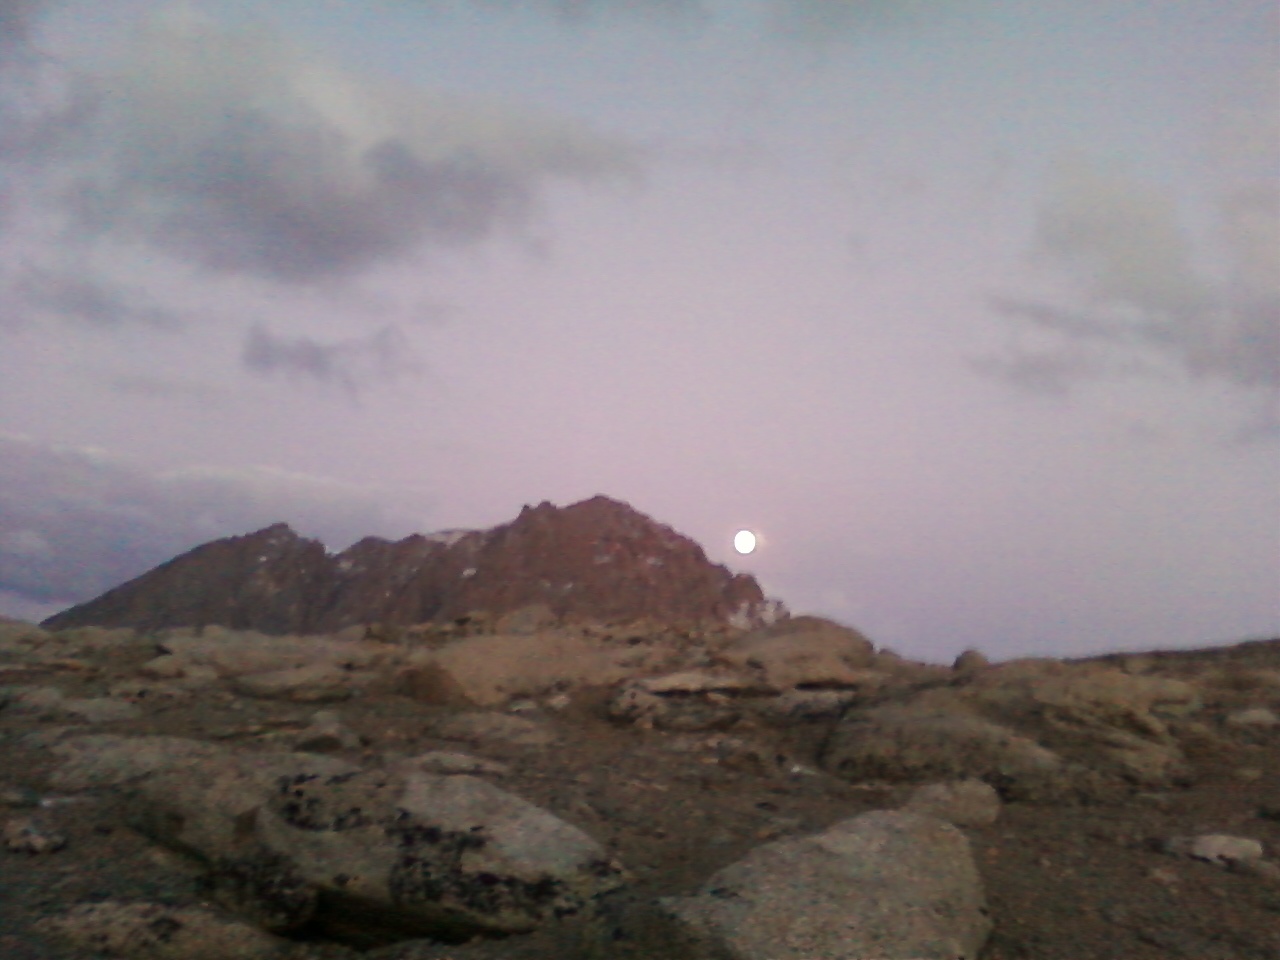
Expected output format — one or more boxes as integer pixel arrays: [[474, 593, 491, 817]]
[[42, 496, 774, 634]]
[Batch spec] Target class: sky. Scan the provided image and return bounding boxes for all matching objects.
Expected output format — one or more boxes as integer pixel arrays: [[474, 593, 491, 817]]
[[0, 0, 1276, 663]]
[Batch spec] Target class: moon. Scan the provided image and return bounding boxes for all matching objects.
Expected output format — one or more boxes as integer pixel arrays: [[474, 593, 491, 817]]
[[733, 529, 757, 555]]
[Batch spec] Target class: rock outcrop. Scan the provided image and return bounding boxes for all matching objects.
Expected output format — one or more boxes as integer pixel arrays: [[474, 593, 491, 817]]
[[3, 619, 1280, 959], [50, 735, 624, 946], [42, 496, 780, 634], [657, 810, 991, 960]]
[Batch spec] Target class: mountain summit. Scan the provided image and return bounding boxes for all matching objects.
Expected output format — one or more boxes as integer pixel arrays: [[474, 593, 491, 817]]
[[42, 495, 780, 634]]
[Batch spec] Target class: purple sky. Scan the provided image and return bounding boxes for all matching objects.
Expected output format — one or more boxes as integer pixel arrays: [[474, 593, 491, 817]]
[[0, 0, 1276, 662]]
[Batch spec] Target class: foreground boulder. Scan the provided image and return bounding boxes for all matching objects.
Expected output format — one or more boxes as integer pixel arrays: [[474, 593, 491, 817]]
[[716, 616, 876, 689], [656, 810, 990, 960], [49, 735, 623, 946], [34, 900, 285, 960], [820, 704, 1075, 800]]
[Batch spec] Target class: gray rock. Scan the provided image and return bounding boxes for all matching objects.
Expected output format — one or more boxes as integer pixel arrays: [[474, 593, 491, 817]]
[[159, 633, 400, 680], [904, 779, 1002, 827], [821, 705, 1069, 800], [240, 767, 623, 943], [1225, 706, 1279, 728], [1186, 834, 1265, 866], [752, 687, 860, 720], [2, 687, 141, 723], [430, 711, 560, 747], [952, 649, 990, 674], [61, 697, 143, 724], [34, 900, 285, 960], [658, 810, 990, 960], [606, 684, 742, 732], [717, 620, 876, 689], [293, 710, 363, 753], [398, 751, 511, 777], [231, 663, 356, 703], [50, 735, 226, 790], [48, 736, 621, 945]]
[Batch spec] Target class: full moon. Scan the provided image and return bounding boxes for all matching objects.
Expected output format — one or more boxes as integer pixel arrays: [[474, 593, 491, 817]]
[[733, 529, 757, 555]]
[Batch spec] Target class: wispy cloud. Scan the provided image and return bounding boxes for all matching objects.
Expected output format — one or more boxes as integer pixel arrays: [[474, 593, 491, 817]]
[[980, 153, 1280, 431], [0, 7, 640, 377], [16, 266, 181, 327], [242, 323, 421, 393], [39, 11, 638, 284]]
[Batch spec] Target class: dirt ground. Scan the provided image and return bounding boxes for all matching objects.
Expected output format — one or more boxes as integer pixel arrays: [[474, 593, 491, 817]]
[[2, 635, 1279, 959]]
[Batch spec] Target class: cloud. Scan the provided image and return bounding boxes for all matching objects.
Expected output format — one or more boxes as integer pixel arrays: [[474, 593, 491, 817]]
[[0, 7, 639, 344], [242, 323, 421, 392], [15, 266, 181, 327], [53, 12, 636, 283], [0, 433, 436, 610], [981, 155, 1280, 418], [106, 373, 228, 404]]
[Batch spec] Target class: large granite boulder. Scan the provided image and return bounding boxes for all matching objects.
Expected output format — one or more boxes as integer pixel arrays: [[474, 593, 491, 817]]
[[48, 735, 624, 946], [820, 704, 1073, 800], [657, 810, 990, 960]]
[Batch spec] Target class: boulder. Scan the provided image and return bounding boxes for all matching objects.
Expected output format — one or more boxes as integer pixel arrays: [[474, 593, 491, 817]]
[[657, 810, 990, 960], [1225, 706, 1279, 728], [956, 664, 1202, 787], [231, 663, 356, 703], [34, 900, 285, 960], [718, 617, 875, 690], [607, 683, 742, 732], [48, 736, 622, 946], [904, 779, 1002, 827], [158, 632, 401, 680], [820, 705, 1071, 800], [413, 631, 646, 708], [292, 710, 363, 753], [953, 649, 990, 675], [397, 751, 511, 777], [50, 735, 226, 791], [429, 711, 560, 748]]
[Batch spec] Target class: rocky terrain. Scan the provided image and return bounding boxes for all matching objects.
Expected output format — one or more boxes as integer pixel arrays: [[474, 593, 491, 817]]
[[42, 497, 777, 635], [1, 500, 1277, 958]]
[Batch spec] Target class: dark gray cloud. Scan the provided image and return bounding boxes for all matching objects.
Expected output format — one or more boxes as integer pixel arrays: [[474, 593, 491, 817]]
[[968, 340, 1105, 398], [0, 9, 638, 344], [0, 433, 434, 610], [242, 323, 421, 392], [41, 14, 637, 285], [981, 157, 1280, 418], [16, 266, 181, 327]]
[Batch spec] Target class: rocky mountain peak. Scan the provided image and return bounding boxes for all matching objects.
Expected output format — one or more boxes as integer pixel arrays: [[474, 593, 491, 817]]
[[42, 496, 780, 634]]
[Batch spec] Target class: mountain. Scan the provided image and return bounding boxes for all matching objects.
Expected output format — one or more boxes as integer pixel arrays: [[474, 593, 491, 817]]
[[41, 495, 779, 634]]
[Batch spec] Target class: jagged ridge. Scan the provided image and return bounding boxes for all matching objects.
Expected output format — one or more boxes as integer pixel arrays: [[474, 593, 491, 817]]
[[42, 495, 776, 634]]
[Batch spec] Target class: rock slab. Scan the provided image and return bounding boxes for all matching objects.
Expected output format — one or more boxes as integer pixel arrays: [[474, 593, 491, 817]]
[[659, 809, 991, 960]]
